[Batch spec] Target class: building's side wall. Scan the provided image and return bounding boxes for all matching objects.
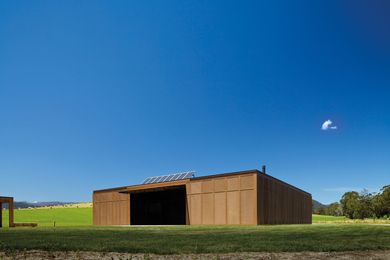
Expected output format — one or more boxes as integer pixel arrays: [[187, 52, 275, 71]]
[[93, 190, 130, 225], [187, 172, 258, 225], [257, 174, 312, 224]]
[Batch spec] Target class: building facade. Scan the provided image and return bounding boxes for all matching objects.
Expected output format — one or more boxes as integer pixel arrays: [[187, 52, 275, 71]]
[[93, 169, 312, 225]]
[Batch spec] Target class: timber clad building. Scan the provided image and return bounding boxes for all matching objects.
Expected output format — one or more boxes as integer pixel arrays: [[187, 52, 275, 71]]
[[93, 169, 312, 226]]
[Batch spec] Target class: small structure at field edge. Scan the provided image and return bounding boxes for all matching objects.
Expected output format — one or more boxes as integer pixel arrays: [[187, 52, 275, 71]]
[[0, 196, 15, 228], [93, 168, 312, 226], [0, 196, 38, 228]]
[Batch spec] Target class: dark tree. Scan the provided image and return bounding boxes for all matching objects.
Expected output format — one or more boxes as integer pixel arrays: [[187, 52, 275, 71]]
[[373, 185, 390, 218], [340, 191, 360, 219], [327, 202, 342, 216]]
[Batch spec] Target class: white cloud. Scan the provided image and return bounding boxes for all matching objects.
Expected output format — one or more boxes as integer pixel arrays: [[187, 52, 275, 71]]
[[321, 119, 338, 130]]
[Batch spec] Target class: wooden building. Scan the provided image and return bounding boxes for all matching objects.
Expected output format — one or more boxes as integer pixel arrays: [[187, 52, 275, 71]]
[[0, 196, 14, 228], [93, 169, 312, 226]]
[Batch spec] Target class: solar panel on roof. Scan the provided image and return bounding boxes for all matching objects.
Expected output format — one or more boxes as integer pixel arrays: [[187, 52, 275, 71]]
[[142, 171, 195, 184], [166, 174, 175, 181], [143, 177, 152, 184]]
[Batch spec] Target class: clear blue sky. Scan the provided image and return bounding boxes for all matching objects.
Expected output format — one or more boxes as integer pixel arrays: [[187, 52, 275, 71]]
[[1, 1, 389, 204]]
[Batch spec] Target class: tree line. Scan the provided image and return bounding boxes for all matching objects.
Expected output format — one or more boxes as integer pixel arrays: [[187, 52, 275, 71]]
[[313, 185, 390, 219]]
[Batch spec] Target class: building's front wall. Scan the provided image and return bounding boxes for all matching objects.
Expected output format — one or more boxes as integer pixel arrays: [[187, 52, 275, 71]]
[[93, 189, 130, 225], [186, 172, 258, 225]]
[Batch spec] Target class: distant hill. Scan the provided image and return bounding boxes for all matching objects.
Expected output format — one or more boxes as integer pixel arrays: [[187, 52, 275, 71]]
[[2, 201, 76, 209], [312, 199, 328, 212]]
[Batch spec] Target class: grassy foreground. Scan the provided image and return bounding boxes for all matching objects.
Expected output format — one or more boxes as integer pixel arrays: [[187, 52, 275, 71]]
[[1, 207, 390, 253], [1, 225, 390, 254]]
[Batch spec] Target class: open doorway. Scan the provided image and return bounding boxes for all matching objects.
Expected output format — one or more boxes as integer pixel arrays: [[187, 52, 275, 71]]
[[130, 186, 186, 225]]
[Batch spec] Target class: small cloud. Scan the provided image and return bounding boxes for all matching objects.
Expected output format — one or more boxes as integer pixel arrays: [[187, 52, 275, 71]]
[[321, 119, 338, 130]]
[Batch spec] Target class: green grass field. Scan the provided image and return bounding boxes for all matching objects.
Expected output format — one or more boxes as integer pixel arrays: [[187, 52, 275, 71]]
[[3, 208, 388, 227], [1, 225, 389, 253], [1, 207, 92, 227], [1, 207, 390, 253], [312, 214, 347, 222]]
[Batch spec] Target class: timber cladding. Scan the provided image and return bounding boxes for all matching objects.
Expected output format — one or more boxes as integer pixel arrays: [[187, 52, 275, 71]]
[[257, 174, 312, 224], [186, 172, 257, 225], [93, 169, 312, 226], [93, 189, 130, 225]]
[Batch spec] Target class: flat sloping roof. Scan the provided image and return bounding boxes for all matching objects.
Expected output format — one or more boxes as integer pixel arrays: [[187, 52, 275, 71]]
[[0, 196, 13, 203], [93, 169, 310, 196], [94, 169, 259, 193]]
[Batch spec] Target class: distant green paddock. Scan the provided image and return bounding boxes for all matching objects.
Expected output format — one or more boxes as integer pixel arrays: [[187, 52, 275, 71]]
[[312, 214, 346, 222], [3, 207, 390, 227], [313, 214, 390, 224], [2, 208, 389, 227], [1, 207, 92, 227]]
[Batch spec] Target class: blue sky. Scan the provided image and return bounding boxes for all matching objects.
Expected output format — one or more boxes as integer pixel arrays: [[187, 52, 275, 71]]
[[1, 1, 389, 204]]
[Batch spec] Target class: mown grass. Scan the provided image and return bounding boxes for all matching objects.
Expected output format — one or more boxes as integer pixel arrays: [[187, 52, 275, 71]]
[[0, 225, 389, 254], [1, 207, 389, 253]]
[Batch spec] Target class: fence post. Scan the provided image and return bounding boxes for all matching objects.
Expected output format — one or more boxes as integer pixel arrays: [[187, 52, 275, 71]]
[[9, 198, 15, 227]]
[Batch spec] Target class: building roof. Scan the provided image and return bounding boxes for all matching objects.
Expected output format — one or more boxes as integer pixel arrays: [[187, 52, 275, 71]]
[[0, 196, 13, 199], [0, 196, 13, 203], [93, 169, 260, 193], [93, 169, 311, 196]]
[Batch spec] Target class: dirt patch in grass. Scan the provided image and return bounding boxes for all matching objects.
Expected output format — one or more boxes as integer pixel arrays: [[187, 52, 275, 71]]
[[1, 250, 390, 260]]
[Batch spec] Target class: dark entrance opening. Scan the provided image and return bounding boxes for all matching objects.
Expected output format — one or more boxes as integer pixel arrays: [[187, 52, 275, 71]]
[[130, 186, 186, 225]]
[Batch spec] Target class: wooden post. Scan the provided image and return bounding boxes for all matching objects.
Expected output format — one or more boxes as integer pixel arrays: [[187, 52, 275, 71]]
[[0, 202, 3, 228], [9, 198, 14, 227]]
